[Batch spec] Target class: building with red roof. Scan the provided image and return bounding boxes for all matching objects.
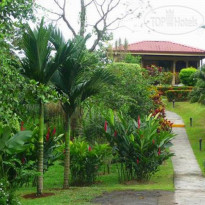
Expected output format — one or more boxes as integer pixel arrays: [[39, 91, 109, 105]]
[[114, 41, 205, 84]]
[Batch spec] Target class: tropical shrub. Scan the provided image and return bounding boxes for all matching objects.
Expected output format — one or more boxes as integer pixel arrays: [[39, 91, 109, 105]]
[[144, 64, 164, 85], [123, 54, 141, 64], [21, 125, 63, 176], [166, 90, 191, 102], [179, 67, 197, 86], [150, 89, 173, 132], [0, 124, 32, 178], [161, 72, 173, 85], [69, 139, 112, 185], [97, 63, 153, 120], [104, 110, 174, 182], [0, 178, 21, 205], [190, 68, 205, 104]]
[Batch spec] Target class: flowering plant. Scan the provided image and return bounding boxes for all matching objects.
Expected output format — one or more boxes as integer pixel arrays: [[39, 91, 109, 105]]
[[69, 139, 112, 185], [104, 110, 174, 181], [0, 178, 21, 205]]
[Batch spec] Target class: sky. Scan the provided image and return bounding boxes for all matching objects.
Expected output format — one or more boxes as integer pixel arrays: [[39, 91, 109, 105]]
[[36, 0, 205, 50]]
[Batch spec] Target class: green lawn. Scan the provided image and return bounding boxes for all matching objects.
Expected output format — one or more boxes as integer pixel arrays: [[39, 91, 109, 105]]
[[19, 160, 174, 205], [165, 100, 205, 173]]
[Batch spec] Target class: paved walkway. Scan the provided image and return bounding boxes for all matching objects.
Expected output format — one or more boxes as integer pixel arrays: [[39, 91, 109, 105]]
[[166, 111, 205, 205]]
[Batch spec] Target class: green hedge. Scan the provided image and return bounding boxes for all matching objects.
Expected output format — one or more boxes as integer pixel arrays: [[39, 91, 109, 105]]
[[166, 90, 191, 102], [179, 67, 197, 86], [157, 86, 193, 95]]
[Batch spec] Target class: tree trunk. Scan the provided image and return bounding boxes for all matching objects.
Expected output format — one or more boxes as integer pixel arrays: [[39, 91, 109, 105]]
[[37, 100, 44, 195], [80, 0, 86, 37], [63, 112, 70, 189]]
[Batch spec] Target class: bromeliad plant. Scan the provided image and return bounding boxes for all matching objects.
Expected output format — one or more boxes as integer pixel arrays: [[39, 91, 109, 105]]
[[69, 139, 112, 185], [104, 110, 174, 182]]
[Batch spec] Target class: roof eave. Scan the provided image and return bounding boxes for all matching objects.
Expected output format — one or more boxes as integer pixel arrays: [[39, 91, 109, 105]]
[[113, 51, 205, 57]]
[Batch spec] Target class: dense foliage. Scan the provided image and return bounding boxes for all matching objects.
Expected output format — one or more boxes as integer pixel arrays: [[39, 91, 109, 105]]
[[0, 0, 34, 40], [179, 67, 197, 86], [104, 110, 174, 181], [69, 139, 112, 185], [97, 63, 153, 120], [0, 178, 21, 205], [190, 68, 205, 104]]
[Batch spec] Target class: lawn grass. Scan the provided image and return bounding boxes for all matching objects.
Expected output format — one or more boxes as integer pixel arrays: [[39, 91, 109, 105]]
[[19, 159, 174, 205], [165, 99, 205, 173]]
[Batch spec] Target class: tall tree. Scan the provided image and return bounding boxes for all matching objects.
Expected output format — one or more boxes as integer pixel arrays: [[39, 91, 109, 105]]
[[50, 30, 115, 188], [19, 20, 74, 195], [37, 0, 139, 51]]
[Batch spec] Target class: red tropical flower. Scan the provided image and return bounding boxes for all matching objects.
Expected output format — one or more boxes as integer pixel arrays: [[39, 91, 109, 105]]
[[114, 130, 117, 137], [20, 122, 25, 131], [21, 157, 26, 164], [46, 127, 50, 142], [137, 159, 139, 164], [158, 147, 161, 156], [152, 139, 155, 144], [104, 121, 108, 132], [138, 116, 141, 129], [52, 127, 56, 136], [88, 146, 92, 151]]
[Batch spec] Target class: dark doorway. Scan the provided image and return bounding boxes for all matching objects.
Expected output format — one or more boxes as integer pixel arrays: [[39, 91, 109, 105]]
[[176, 61, 186, 72]]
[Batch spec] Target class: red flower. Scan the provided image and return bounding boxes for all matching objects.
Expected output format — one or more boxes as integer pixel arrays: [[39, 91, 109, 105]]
[[104, 121, 108, 132], [152, 139, 155, 144], [46, 127, 50, 142], [137, 159, 139, 164], [20, 122, 25, 131], [158, 147, 161, 156], [52, 127, 56, 136], [21, 157, 26, 164], [138, 116, 141, 129], [88, 146, 92, 151], [114, 130, 117, 137]]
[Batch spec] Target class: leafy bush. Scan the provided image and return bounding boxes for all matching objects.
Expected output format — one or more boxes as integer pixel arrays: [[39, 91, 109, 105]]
[[179, 67, 197, 86], [190, 68, 205, 104], [96, 63, 153, 120], [104, 110, 174, 182], [0, 178, 21, 205], [166, 90, 191, 102], [144, 65, 164, 85], [150, 89, 173, 132], [161, 72, 173, 85], [70, 139, 112, 185], [123, 54, 141, 64]]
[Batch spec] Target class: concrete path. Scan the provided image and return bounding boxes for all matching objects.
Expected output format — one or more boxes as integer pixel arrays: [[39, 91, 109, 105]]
[[166, 111, 205, 205]]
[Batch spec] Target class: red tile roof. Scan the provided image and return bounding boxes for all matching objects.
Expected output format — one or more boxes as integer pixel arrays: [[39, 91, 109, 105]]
[[116, 41, 205, 54]]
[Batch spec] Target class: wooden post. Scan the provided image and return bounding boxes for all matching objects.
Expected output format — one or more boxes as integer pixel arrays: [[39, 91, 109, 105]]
[[172, 60, 176, 85]]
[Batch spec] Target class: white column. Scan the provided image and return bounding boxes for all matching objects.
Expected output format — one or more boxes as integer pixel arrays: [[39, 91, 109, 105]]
[[172, 60, 176, 85]]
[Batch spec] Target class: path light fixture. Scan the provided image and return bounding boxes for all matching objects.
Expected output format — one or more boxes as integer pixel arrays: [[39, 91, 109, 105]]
[[190, 118, 193, 127], [199, 139, 202, 151], [172, 99, 175, 108]]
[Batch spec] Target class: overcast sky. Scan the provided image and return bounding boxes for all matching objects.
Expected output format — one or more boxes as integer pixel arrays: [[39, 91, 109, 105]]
[[36, 0, 205, 50]]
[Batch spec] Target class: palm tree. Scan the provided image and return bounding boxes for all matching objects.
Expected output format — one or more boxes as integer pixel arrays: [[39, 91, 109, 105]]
[[50, 30, 115, 189], [19, 20, 74, 195]]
